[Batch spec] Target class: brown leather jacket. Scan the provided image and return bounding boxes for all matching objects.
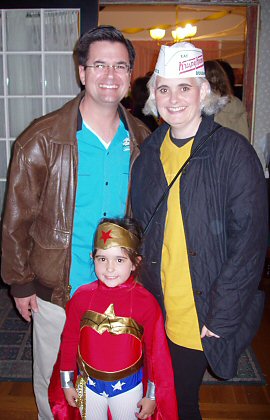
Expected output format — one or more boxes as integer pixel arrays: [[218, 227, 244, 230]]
[[1, 92, 150, 308]]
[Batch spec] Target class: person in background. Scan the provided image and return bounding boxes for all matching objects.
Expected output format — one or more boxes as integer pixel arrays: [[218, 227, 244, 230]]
[[131, 75, 159, 132], [131, 42, 268, 420], [1, 25, 150, 419], [204, 59, 250, 139], [217, 59, 243, 100], [121, 95, 133, 112], [49, 218, 178, 420], [216, 60, 236, 94]]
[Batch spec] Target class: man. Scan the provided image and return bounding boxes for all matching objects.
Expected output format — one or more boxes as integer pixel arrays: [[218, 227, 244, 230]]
[[131, 42, 268, 419], [1, 25, 150, 419]]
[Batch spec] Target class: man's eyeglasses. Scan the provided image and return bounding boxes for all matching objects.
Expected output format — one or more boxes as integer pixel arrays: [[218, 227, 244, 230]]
[[84, 63, 130, 74]]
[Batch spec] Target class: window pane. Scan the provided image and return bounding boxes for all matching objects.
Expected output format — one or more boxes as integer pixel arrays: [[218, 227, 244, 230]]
[[46, 97, 73, 113], [0, 12, 2, 51], [7, 55, 42, 95], [0, 141, 7, 177], [0, 56, 3, 95], [9, 98, 42, 138], [45, 10, 79, 51], [9, 140, 15, 157], [0, 99, 5, 137], [0, 181, 6, 217], [45, 55, 80, 95], [6, 10, 41, 51]]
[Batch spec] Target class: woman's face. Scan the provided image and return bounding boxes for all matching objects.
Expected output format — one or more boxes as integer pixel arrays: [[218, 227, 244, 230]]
[[155, 76, 208, 138]]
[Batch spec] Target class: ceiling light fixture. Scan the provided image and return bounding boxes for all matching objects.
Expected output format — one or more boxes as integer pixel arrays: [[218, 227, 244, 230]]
[[149, 28, 166, 41], [171, 23, 197, 42], [149, 6, 197, 43]]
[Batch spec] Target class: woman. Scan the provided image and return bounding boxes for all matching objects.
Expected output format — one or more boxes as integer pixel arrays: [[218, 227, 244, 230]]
[[131, 42, 267, 420], [204, 59, 250, 139]]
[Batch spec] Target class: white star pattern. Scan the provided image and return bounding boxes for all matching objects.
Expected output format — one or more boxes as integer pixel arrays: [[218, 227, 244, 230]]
[[88, 378, 96, 387], [111, 380, 126, 391], [100, 391, 109, 398]]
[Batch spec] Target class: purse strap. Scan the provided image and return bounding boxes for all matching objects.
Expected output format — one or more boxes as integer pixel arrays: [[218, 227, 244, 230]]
[[143, 125, 221, 235]]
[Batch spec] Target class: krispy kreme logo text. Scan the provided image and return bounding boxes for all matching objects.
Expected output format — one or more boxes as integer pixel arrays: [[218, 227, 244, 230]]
[[179, 54, 204, 75]]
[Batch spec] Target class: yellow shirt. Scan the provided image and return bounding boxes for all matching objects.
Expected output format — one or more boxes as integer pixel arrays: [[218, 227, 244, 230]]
[[160, 129, 202, 350]]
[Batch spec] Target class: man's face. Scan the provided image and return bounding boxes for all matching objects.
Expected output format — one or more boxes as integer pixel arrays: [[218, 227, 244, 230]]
[[79, 40, 131, 108], [155, 76, 208, 137]]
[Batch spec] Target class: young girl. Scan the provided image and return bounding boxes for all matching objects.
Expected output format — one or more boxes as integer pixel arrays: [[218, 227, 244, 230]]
[[49, 218, 178, 420]]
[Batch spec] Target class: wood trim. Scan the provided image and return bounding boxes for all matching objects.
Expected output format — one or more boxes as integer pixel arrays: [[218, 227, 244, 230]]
[[100, 0, 259, 4], [243, 4, 259, 142]]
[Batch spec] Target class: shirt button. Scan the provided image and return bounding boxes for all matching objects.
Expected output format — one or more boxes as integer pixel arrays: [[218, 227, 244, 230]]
[[103, 212, 107, 216], [105, 181, 108, 186], [189, 250, 197, 256]]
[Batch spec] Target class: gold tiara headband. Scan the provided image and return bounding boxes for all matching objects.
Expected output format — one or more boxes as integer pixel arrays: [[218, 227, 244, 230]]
[[94, 222, 140, 252]]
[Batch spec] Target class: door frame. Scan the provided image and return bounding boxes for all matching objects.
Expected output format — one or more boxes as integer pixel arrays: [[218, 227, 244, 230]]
[[100, 0, 260, 142]]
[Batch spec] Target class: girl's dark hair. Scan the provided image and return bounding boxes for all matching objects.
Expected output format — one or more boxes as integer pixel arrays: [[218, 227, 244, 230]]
[[93, 217, 143, 275], [77, 25, 135, 69]]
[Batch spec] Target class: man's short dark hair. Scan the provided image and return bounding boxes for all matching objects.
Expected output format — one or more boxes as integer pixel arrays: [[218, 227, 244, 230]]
[[77, 25, 135, 69]]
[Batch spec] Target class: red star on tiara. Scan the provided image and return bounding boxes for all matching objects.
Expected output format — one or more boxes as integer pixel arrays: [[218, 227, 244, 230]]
[[100, 229, 113, 244]]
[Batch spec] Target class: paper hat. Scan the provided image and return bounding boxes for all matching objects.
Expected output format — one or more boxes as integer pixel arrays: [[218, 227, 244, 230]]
[[94, 222, 140, 251], [154, 42, 205, 78]]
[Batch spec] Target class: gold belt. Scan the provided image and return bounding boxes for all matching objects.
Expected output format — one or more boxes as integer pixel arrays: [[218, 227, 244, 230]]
[[78, 351, 143, 382]]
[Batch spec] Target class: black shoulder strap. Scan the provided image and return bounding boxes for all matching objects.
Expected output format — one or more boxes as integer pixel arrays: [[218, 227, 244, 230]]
[[143, 125, 221, 235]]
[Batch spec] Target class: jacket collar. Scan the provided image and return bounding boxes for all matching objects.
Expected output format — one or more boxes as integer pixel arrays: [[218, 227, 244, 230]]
[[142, 114, 219, 154], [118, 103, 150, 147], [48, 91, 84, 145], [193, 114, 219, 151], [49, 91, 149, 148]]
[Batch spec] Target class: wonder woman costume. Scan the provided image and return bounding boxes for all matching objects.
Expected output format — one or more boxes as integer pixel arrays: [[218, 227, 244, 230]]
[[49, 222, 178, 419]]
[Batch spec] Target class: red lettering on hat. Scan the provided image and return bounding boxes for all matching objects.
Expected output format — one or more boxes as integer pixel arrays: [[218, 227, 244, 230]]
[[179, 54, 204, 75]]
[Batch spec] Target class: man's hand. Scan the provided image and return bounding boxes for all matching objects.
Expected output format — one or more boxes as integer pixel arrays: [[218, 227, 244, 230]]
[[14, 295, 38, 322], [63, 388, 79, 407], [136, 397, 156, 419], [201, 325, 220, 338]]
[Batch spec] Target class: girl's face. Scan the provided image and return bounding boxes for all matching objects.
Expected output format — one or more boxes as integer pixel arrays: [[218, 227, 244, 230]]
[[94, 246, 135, 288]]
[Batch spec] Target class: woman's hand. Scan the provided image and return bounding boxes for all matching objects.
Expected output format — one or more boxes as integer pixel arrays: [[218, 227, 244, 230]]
[[63, 387, 79, 407], [201, 325, 220, 338], [136, 397, 156, 419]]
